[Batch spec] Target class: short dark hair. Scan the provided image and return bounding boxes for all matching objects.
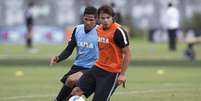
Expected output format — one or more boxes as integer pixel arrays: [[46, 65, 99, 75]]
[[84, 6, 97, 17], [98, 5, 114, 17]]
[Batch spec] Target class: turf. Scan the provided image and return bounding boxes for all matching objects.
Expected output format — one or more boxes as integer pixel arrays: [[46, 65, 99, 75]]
[[1, 39, 201, 101], [0, 66, 201, 101]]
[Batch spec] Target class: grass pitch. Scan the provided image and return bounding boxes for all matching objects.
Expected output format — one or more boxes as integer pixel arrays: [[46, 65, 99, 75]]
[[0, 66, 201, 101], [1, 39, 201, 101]]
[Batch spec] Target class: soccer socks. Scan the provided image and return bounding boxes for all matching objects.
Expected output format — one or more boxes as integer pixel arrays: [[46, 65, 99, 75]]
[[55, 85, 72, 101]]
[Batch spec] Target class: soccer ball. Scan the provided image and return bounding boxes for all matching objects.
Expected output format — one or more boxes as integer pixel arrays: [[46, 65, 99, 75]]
[[68, 96, 85, 101]]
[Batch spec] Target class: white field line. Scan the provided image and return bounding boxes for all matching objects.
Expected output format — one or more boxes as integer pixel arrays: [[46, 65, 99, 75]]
[[0, 88, 200, 100]]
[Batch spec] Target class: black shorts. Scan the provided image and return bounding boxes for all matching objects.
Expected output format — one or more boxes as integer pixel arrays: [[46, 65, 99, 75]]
[[77, 65, 119, 101], [60, 65, 89, 84]]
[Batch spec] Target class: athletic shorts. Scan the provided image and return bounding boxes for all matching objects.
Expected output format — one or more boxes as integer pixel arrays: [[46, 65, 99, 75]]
[[77, 65, 119, 101], [60, 65, 89, 84]]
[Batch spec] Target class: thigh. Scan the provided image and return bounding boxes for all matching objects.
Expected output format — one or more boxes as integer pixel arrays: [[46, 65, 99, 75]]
[[66, 71, 84, 87], [77, 66, 96, 98], [93, 68, 119, 101], [67, 72, 83, 82], [60, 66, 89, 84]]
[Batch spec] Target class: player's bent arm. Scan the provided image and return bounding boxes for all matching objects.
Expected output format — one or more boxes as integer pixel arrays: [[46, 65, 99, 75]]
[[50, 41, 75, 65], [117, 46, 131, 87], [114, 27, 131, 74], [56, 28, 77, 63], [57, 42, 76, 62], [121, 46, 131, 75]]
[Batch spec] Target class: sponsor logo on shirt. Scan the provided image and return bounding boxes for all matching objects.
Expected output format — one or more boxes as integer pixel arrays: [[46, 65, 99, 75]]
[[98, 37, 109, 44], [78, 42, 94, 48]]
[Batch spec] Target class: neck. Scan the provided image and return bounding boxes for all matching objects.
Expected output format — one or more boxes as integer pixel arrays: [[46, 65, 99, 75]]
[[102, 23, 113, 31], [84, 25, 95, 33], [103, 27, 109, 30]]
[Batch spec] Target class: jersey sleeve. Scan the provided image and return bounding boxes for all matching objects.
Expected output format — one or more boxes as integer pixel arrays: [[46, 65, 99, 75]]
[[57, 28, 77, 62], [114, 27, 129, 48]]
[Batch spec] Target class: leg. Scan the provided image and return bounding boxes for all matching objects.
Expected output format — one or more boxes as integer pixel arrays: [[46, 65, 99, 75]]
[[92, 68, 119, 101], [65, 87, 84, 100], [168, 30, 172, 51], [65, 71, 84, 88], [26, 25, 33, 49], [57, 71, 84, 100], [71, 87, 84, 96], [184, 43, 195, 60], [26, 37, 32, 48], [171, 29, 177, 51], [168, 29, 177, 51], [56, 66, 86, 101], [55, 85, 72, 101], [69, 67, 96, 100]]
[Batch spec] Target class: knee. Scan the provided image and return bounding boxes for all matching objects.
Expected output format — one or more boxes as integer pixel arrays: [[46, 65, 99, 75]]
[[71, 87, 83, 96], [65, 78, 76, 88]]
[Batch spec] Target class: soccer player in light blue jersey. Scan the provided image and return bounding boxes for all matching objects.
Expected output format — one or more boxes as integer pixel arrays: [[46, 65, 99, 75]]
[[50, 6, 98, 101]]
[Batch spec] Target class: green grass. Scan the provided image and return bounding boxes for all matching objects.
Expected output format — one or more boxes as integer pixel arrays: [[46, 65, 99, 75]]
[[1, 39, 201, 101], [131, 39, 201, 60], [0, 44, 66, 59], [1, 39, 201, 60], [0, 66, 201, 101]]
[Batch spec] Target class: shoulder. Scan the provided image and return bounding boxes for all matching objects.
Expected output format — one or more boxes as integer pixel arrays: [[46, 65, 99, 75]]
[[115, 26, 128, 37], [75, 24, 84, 30], [74, 24, 84, 33], [114, 26, 129, 48]]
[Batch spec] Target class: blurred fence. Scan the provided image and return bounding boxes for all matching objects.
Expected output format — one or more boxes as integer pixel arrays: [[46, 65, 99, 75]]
[[0, 0, 201, 43]]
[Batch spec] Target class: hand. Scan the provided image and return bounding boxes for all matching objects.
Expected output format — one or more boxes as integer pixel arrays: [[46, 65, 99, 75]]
[[117, 73, 126, 88], [49, 56, 59, 66]]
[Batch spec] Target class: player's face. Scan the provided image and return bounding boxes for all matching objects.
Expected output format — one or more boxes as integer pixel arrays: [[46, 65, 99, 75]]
[[99, 13, 113, 29], [83, 14, 96, 31]]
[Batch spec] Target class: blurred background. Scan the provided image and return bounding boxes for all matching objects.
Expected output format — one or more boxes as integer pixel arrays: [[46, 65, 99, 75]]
[[0, 0, 200, 42], [0, 0, 201, 101], [1, 0, 201, 63], [0, 0, 201, 43]]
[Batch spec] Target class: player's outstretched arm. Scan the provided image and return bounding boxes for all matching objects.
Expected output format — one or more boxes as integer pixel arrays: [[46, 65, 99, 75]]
[[49, 28, 77, 66]]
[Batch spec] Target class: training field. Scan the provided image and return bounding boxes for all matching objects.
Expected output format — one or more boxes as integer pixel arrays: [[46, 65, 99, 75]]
[[1, 66, 201, 101], [1, 39, 201, 101]]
